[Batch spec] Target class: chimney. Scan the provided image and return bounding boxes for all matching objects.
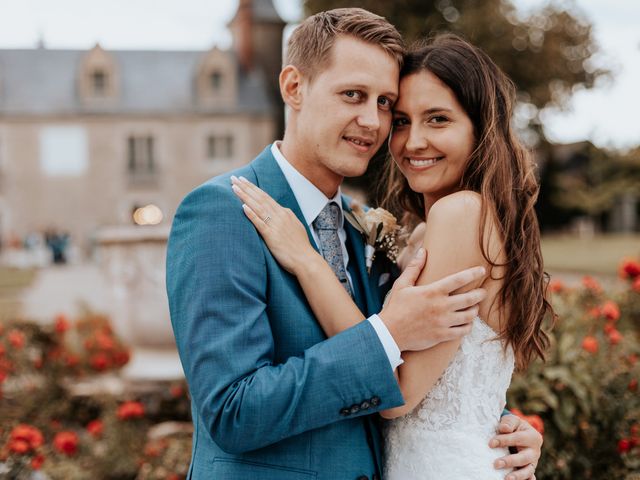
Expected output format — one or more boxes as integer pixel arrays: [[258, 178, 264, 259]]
[[231, 0, 253, 72]]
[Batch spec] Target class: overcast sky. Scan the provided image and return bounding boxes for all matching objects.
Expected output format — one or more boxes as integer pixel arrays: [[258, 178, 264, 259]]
[[0, 0, 637, 151]]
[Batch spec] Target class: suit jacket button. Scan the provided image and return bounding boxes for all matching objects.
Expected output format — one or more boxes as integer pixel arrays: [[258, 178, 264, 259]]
[[340, 407, 350, 416], [349, 404, 361, 414], [360, 400, 371, 410], [370, 396, 380, 406]]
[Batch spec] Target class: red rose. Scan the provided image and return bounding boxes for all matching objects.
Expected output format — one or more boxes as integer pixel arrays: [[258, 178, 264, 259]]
[[86, 420, 103, 437], [618, 438, 631, 454], [53, 431, 79, 456], [607, 329, 623, 345], [65, 353, 80, 367], [8, 330, 25, 349], [95, 331, 115, 351], [90, 353, 111, 371], [600, 301, 620, 322], [582, 336, 599, 354], [587, 307, 601, 319], [31, 454, 45, 470], [170, 385, 185, 398], [54, 314, 70, 334], [112, 349, 130, 367], [9, 439, 30, 454], [620, 259, 640, 279], [548, 279, 564, 294], [629, 379, 638, 392], [10, 424, 44, 449], [603, 322, 615, 334], [117, 401, 145, 420], [582, 276, 602, 293]]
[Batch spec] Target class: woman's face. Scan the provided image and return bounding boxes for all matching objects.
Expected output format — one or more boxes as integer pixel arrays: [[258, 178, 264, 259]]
[[389, 70, 475, 209]]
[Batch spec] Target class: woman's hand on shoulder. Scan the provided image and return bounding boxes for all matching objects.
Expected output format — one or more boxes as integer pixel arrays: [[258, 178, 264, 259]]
[[231, 175, 321, 275]]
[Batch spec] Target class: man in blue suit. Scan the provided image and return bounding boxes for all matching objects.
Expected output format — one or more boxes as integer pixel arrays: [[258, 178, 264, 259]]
[[167, 8, 542, 480]]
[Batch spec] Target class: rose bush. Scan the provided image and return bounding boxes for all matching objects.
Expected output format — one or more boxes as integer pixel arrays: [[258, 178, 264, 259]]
[[508, 260, 640, 479], [0, 313, 190, 480]]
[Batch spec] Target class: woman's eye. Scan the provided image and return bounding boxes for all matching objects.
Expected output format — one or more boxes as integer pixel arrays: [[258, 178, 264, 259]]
[[392, 117, 409, 127], [428, 115, 449, 124]]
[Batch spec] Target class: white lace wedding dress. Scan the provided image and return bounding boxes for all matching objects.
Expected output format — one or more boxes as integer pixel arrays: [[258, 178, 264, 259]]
[[385, 318, 515, 479]]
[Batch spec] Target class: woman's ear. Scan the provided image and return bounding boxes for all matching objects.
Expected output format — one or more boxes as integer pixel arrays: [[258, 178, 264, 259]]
[[279, 65, 305, 111]]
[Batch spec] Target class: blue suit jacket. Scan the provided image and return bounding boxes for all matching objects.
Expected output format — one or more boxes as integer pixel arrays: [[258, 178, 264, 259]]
[[166, 146, 404, 480]]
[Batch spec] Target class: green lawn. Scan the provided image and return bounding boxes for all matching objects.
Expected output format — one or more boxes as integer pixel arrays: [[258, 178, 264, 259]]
[[541, 234, 640, 276], [0, 267, 36, 289], [0, 267, 37, 320]]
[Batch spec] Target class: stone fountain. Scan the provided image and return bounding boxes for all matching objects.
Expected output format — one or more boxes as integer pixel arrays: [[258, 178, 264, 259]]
[[96, 225, 184, 382]]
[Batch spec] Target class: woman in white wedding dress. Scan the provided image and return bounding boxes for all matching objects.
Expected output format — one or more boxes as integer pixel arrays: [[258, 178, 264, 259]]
[[231, 34, 552, 480]]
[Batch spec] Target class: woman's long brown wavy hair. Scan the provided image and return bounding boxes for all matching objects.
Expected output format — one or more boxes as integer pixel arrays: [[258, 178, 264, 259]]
[[382, 34, 554, 370]]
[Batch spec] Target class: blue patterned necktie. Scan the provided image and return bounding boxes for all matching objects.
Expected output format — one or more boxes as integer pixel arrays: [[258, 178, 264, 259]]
[[313, 202, 353, 296]]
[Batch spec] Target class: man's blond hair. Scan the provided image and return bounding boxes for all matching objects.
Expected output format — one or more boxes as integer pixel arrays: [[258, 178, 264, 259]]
[[285, 8, 405, 80]]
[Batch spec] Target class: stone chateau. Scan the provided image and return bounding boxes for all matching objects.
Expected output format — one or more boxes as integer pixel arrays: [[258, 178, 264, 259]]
[[0, 0, 285, 252]]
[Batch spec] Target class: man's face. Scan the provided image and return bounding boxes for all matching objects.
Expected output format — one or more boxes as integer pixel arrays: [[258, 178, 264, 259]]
[[295, 36, 399, 187]]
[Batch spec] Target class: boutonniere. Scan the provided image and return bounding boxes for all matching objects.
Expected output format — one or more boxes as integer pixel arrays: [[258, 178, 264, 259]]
[[344, 202, 403, 273]]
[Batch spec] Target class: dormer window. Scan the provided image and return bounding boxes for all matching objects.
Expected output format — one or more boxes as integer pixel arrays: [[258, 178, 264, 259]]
[[92, 70, 107, 96], [78, 44, 119, 105], [196, 47, 236, 109], [210, 71, 223, 91]]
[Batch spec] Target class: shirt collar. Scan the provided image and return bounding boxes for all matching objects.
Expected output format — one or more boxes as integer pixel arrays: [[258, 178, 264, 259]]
[[271, 142, 344, 228]]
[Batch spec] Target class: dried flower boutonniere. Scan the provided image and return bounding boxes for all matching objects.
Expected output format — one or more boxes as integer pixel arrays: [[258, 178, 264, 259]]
[[344, 203, 403, 273]]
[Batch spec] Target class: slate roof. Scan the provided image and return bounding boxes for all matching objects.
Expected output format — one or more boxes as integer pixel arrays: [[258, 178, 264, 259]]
[[0, 48, 275, 116]]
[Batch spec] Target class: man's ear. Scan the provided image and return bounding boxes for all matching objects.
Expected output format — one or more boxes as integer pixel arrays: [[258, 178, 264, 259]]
[[280, 65, 305, 111]]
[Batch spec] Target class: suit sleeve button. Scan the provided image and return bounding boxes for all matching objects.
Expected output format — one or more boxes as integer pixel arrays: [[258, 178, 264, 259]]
[[340, 408, 350, 416], [370, 396, 380, 406], [349, 404, 361, 414], [360, 400, 371, 410]]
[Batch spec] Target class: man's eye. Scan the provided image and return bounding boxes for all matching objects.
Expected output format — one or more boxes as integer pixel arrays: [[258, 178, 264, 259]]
[[378, 96, 393, 110], [343, 90, 362, 101]]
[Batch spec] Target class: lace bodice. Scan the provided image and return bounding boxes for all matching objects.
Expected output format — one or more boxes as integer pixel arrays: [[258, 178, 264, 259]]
[[385, 318, 515, 479]]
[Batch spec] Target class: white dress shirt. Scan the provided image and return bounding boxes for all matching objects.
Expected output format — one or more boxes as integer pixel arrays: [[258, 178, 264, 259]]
[[271, 142, 403, 370]]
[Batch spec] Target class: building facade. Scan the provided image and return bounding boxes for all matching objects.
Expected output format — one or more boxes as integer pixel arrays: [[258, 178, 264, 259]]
[[0, 0, 285, 253]]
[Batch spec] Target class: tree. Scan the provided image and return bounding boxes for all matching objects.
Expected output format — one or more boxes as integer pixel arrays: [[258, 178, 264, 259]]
[[304, 0, 606, 117], [546, 142, 640, 232]]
